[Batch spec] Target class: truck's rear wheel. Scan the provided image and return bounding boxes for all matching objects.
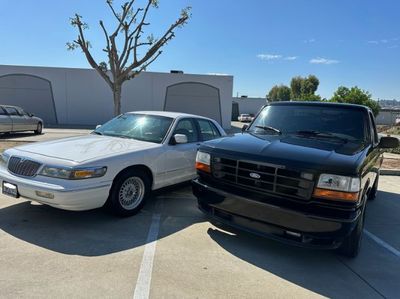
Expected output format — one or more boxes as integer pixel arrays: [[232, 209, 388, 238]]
[[337, 203, 366, 258], [106, 169, 151, 217]]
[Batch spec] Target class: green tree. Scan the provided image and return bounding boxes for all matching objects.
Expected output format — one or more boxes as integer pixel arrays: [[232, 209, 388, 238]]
[[267, 85, 291, 102], [290, 75, 320, 100], [330, 86, 380, 116], [68, 0, 191, 116]]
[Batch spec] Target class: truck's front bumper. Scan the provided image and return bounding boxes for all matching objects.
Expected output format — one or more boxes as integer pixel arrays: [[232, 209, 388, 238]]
[[0, 167, 112, 211], [192, 178, 361, 249]]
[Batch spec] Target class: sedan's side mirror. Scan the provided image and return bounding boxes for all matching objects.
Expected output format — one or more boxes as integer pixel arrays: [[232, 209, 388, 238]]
[[28, 113, 34, 117], [95, 125, 102, 130], [172, 134, 188, 144], [242, 124, 249, 132], [379, 136, 399, 149]]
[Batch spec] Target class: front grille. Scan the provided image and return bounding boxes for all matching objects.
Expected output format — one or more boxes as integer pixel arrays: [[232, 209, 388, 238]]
[[8, 157, 42, 177], [212, 156, 314, 200]]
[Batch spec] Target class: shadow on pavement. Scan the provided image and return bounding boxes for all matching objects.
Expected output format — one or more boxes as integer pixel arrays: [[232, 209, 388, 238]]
[[0, 185, 203, 257]]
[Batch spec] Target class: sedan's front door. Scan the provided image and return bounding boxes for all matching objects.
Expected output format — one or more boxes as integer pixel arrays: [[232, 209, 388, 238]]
[[0, 107, 12, 133], [162, 118, 200, 185], [4, 107, 25, 132]]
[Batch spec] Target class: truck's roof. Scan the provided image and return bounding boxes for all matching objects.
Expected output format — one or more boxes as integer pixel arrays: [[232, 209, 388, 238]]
[[268, 101, 371, 112]]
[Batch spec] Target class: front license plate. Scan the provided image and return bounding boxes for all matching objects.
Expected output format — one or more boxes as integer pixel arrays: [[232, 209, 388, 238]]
[[2, 182, 19, 198]]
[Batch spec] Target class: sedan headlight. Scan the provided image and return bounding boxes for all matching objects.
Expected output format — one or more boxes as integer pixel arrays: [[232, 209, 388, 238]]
[[0, 153, 10, 167], [313, 174, 360, 202], [195, 151, 211, 173], [39, 166, 107, 180]]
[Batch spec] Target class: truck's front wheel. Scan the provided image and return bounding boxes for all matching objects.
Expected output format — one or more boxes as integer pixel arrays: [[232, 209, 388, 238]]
[[337, 204, 366, 258]]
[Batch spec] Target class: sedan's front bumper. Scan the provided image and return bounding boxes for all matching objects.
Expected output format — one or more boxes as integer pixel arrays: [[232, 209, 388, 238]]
[[192, 178, 360, 249], [0, 166, 112, 211]]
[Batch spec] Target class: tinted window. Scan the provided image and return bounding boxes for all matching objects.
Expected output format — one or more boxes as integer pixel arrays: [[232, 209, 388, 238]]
[[173, 119, 198, 143], [16, 108, 27, 116], [4, 107, 18, 116], [198, 119, 221, 141], [94, 114, 173, 143], [0, 107, 6, 116], [249, 105, 367, 142]]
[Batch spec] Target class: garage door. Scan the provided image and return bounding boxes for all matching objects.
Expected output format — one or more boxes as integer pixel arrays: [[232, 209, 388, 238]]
[[0, 74, 58, 125], [164, 82, 222, 124]]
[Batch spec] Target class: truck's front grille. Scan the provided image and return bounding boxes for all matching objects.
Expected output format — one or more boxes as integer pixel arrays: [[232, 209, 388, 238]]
[[8, 157, 42, 177], [212, 157, 314, 200]]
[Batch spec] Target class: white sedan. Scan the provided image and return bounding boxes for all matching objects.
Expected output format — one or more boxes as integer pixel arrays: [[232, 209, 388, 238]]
[[0, 111, 226, 216]]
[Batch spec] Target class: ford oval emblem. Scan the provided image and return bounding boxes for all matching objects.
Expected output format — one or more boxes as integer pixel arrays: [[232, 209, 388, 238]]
[[249, 172, 261, 179]]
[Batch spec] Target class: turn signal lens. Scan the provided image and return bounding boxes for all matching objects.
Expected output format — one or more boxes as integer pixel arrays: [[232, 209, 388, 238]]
[[196, 162, 210, 173], [313, 188, 359, 202]]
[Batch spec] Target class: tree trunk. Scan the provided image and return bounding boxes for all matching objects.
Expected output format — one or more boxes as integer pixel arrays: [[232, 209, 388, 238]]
[[113, 85, 122, 116]]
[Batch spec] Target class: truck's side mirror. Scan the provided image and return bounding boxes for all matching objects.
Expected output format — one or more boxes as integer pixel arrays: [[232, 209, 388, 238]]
[[379, 136, 399, 149], [242, 124, 249, 132]]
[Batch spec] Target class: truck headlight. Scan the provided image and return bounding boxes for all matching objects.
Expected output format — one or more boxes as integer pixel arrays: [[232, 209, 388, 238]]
[[39, 166, 107, 180], [0, 153, 10, 167], [313, 174, 360, 202], [196, 151, 211, 173]]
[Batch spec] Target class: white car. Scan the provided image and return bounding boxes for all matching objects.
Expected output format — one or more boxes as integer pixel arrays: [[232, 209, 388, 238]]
[[238, 114, 253, 122], [0, 111, 226, 216]]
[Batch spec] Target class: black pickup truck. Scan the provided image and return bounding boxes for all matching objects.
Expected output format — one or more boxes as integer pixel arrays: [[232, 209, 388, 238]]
[[193, 102, 399, 257]]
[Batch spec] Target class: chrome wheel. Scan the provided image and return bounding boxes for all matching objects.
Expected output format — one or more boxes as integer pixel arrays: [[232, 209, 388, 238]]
[[118, 177, 145, 210]]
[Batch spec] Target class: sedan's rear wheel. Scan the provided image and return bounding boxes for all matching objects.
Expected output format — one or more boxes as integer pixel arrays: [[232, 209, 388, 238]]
[[34, 123, 43, 135], [106, 169, 150, 217]]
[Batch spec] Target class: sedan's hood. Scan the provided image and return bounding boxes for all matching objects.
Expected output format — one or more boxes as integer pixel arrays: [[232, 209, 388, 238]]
[[202, 133, 368, 174], [13, 135, 161, 163]]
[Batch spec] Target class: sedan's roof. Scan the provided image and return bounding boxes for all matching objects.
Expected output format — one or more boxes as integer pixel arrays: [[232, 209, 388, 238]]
[[126, 110, 211, 120]]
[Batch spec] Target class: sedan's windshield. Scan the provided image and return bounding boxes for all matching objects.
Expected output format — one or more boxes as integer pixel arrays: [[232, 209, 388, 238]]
[[93, 114, 174, 143], [249, 105, 368, 142]]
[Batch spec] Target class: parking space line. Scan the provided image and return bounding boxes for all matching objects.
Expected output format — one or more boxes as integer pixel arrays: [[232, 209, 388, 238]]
[[133, 213, 161, 299], [364, 229, 400, 258]]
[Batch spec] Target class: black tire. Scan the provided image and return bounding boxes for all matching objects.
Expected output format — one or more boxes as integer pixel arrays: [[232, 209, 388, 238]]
[[337, 202, 366, 258], [368, 173, 379, 201], [34, 122, 43, 135], [106, 169, 151, 217]]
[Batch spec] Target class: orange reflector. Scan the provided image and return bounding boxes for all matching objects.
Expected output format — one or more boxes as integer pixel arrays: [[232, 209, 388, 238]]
[[196, 162, 210, 173], [313, 188, 359, 202]]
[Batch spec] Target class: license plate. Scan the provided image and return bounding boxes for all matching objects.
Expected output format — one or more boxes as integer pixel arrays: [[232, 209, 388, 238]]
[[2, 182, 19, 198]]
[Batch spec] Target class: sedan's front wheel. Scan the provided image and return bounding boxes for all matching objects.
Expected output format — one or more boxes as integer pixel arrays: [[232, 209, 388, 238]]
[[106, 170, 151, 217], [34, 122, 43, 135]]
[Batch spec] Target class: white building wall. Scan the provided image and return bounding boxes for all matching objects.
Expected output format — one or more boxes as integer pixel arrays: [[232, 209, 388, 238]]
[[0, 65, 233, 129], [234, 97, 266, 115]]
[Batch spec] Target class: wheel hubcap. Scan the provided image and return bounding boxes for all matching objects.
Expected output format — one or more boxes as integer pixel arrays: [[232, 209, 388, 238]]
[[118, 177, 145, 210]]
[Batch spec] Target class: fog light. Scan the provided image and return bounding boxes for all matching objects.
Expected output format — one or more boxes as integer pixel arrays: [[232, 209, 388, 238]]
[[35, 191, 54, 199]]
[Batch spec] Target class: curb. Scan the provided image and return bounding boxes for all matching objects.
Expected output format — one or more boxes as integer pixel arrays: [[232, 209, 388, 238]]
[[380, 169, 400, 176]]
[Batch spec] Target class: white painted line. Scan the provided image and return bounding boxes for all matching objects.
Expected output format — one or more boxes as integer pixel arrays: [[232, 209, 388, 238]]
[[133, 214, 161, 299], [364, 229, 400, 258]]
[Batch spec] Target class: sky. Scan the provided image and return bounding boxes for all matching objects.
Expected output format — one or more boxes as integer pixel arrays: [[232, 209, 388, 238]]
[[0, 0, 399, 100]]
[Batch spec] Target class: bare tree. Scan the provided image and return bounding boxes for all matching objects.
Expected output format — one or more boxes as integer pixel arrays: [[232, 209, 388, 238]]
[[68, 0, 191, 116]]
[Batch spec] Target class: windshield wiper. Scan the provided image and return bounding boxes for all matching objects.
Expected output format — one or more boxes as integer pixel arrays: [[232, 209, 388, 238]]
[[92, 131, 103, 136], [254, 125, 282, 135], [294, 130, 348, 143]]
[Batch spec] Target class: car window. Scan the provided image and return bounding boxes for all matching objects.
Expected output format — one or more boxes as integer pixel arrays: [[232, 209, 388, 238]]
[[16, 108, 27, 116], [369, 112, 378, 144], [0, 107, 6, 116], [197, 119, 221, 141], [4, 107, 19, 116], [249, 105, 367, 142], [94, 114, 174, 144], [173, 119, 199, 143]]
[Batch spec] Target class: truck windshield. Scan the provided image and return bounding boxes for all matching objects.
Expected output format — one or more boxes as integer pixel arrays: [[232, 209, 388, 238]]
[[249, 105, 367, 142]]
